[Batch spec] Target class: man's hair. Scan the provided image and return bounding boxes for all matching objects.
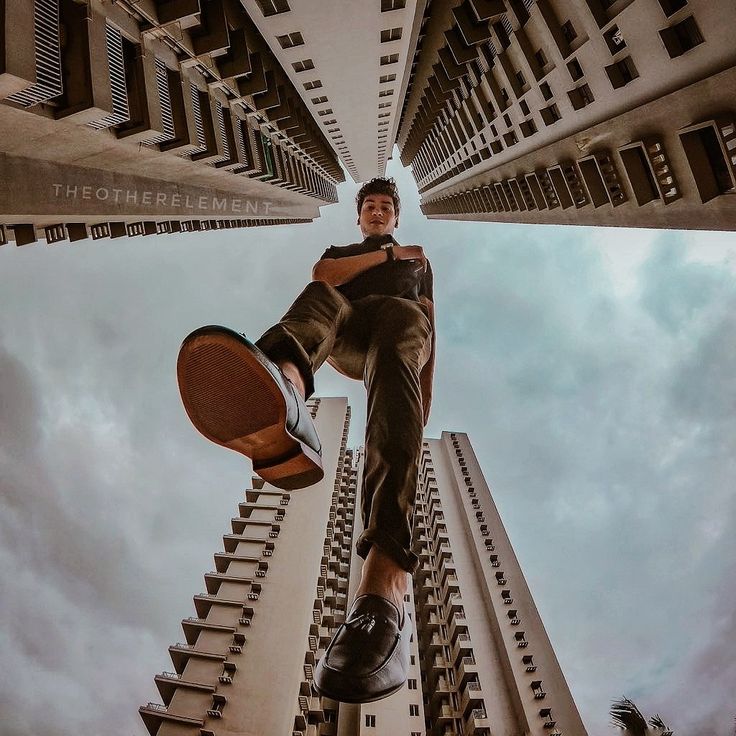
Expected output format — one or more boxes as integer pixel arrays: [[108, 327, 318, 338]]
[[355, 177, 401, 217]]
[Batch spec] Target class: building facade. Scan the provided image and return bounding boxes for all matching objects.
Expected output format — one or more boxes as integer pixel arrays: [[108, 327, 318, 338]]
[[397, 0, 736, 230], [139, 397, 587, 736], [1, 0, 350, 244]]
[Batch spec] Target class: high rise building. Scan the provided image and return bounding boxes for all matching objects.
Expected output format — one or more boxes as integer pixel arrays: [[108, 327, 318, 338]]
[[0, 0, 350, 243], [139, 397, 587, 736], [3, 0, 735, 244], [397, 0, 736, 230]]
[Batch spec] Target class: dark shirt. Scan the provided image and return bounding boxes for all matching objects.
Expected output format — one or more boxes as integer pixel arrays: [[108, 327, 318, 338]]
[[320, 235, 433, 304]]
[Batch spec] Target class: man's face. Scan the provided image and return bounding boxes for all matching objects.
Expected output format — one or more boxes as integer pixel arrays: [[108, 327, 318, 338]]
[[359, 193, 398, 238]]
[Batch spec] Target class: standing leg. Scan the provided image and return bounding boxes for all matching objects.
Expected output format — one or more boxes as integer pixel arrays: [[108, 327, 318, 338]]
[[355, 297, 432, 582], [313, 296, 432, 704]]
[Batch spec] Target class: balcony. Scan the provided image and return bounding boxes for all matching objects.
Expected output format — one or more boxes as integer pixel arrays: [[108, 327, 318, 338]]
[[193, 593, 247, 619], [451, 634, 473, 664], [204, 571, 252, 595], [429, 678, 455, 706], [154, 672, 214, 705], [459, 680, 484, 715], [464, 707, 491, 736], [168, 642, 226, 674], [457, 655, 479, 684], [139, 702, 203, 736], [449, 613, 468, 642], [181, 617, 235, 645]]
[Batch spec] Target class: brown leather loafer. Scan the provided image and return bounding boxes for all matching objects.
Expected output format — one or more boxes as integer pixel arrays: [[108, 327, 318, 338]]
[[177, 325, 323, 490], [314, 594, 410, 703]]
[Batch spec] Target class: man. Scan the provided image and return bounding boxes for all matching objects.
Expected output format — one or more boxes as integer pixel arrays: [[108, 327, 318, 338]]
[[176, 177, 435, 703]]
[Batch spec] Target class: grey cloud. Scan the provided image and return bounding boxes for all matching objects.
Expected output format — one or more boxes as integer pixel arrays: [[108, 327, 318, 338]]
[[1, 164, 735, 735]]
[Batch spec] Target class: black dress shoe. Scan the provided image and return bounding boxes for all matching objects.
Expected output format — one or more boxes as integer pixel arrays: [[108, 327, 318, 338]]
[[177, 325, 323, 490], [314, 594, 410, 703]]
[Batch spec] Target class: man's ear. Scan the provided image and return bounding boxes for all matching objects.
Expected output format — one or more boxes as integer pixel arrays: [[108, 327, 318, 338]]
[[395, 217, 400, 229]]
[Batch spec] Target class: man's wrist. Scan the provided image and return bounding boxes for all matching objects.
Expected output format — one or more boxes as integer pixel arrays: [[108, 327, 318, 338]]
[[384, 244, 396, 262]]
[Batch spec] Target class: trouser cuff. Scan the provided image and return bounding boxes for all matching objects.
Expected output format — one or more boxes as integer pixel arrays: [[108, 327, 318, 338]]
[[255, 331, 316, 398], [356, 528, 419, 574]]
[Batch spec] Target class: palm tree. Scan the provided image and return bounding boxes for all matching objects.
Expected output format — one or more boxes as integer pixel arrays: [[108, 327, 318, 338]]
[[610, 697, 673, 735]]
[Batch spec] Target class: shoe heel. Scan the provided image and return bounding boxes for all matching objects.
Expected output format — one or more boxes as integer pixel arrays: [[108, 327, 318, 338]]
[[255, 441, 324, 490]]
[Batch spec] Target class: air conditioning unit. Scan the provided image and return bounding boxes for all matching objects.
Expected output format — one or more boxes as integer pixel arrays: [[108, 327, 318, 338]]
[[526, 665, 537, 672], [239, 617, 252, 626], [218, 675, 233, 684], [518, 641, 529, 648], [206, 709, 223, 718], [511, 618, 520, 625], [247, 593, 259, 600], [229, 645, 242, 654]]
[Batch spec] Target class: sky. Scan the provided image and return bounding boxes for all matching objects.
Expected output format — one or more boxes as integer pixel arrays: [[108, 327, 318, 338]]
[[1, 159, 735, 736]]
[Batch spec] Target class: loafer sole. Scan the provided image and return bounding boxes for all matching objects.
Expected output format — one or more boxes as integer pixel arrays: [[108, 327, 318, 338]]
[[177, 326, 323, 490], [312, 675, 406, 704]]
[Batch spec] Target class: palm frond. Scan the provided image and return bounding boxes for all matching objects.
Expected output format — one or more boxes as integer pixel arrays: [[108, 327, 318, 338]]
[[649, 714, 673, 735], [611, 697, 649, 735]]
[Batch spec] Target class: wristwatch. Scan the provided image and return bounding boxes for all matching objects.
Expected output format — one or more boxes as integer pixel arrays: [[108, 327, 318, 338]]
[[384, 244, 396, 261]]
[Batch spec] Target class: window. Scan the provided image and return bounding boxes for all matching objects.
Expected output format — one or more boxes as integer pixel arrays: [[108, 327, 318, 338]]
[[381, 53, 399, 65], [567, 58, 584, 81], [409, 704, 420, 716], [379, 89, 394, 97], [379, 73, 397, 83], [381, 0, 406, 10], [519, 99, 530, 115], [276, 31, 304, 49], [321, 119, 336, 125], [303, 79, 322, 90], [540, 103, 561, 125], [679, 122, 736, 202], [603, 25, 626, 54], [292, 59, 314, 73], [311, 95, 328, 104], [500, 88, 509, 104], [540, 81, 553, 100], [378, 112, 391, 118], [503, 113, 511, 127], [378, 102, 392, 108], [380, 27, 403, 42], [659, 16, 704, 57], [317, 108, 333, 116], [605, 56, 639, 88], [619, 143, 661, 205], [408, 679, 417, 689], [365, 714, 376, 727], [534, 48, 547, 68], [255, 0, 289, 16], [561, 20, 577, 43], [410, 654, 416, 665], [658, 0, 688, 17], [567, 83, 594, 110]]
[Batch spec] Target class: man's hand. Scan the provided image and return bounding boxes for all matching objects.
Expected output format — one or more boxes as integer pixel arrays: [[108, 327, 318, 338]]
[[393, 245, 427, 271]]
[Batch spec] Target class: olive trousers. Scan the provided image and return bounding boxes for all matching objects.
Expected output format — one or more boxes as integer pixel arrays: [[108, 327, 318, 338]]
[[255, 280, 432, 573]]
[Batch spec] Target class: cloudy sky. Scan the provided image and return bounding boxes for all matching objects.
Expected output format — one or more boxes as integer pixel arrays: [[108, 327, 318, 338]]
[[1, 160, 735, 736]]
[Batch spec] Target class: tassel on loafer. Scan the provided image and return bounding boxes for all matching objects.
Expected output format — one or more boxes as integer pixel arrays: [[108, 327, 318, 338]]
[[177, 325, 323, 490], [314, 594, 410, 703]]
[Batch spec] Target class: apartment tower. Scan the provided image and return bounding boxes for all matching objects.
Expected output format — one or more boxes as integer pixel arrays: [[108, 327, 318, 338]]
[[397, 0, 736, 230], [139, 397, 586, 736]]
